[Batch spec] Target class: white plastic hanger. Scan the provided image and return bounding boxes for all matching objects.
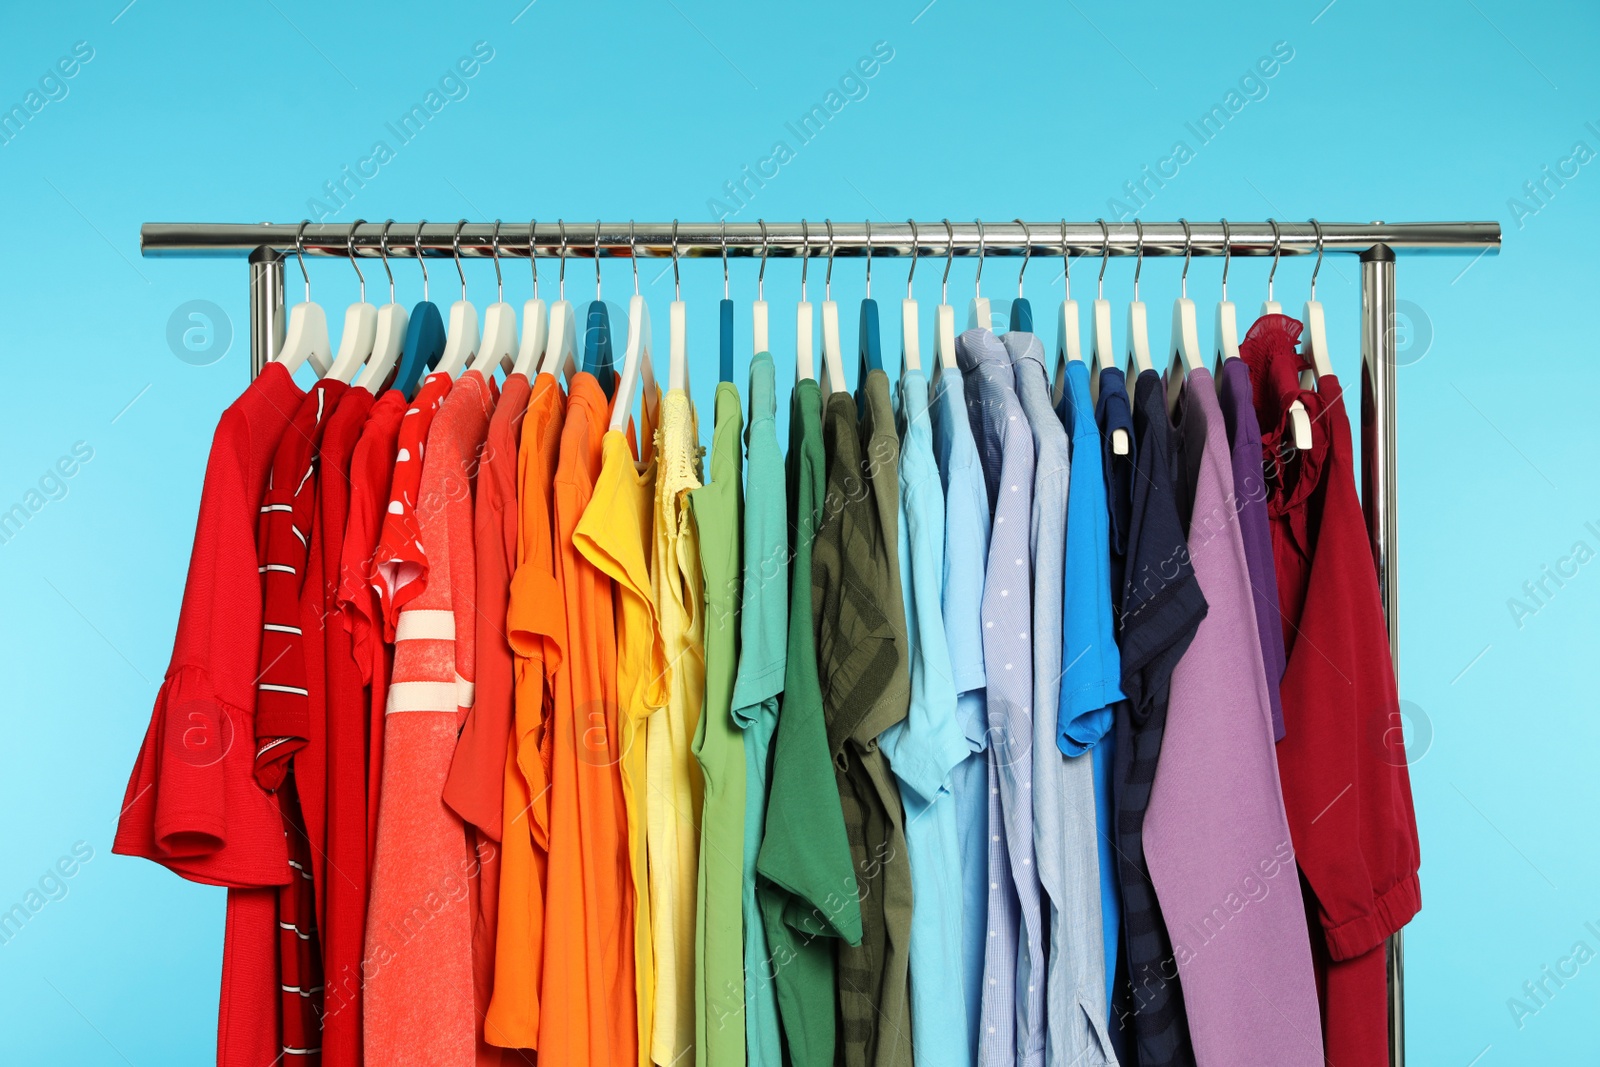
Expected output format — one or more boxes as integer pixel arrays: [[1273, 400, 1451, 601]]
[[611, 226, 660, 434], [901, 219, 922, 374], [1300, 219, 1335, 384], [275, 221, 333, 376], [1052, 221, 1084, 406], [468, 220, 518, 378], [668, 220, 690, 393], [510, 219, 548, 379], [932, 219, 959, 383], [356, 220, 408, 393], [1212, 218, 1242, 376], [753, 220, 771, 356], [1125, 218, 1154, 384], [434, 220, 479, 377], [324, 220, 379, 384], [1165, 220, 1202, 414], [1262, 220, 1312, 450], [538, 221, 578, 384], [817, 220, 846, 396], [796, 220, 816, 384]]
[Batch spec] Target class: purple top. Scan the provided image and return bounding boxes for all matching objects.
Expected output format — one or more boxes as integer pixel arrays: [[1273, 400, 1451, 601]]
[[1216, 358, 1287, 741], [1142, 369, 1323, 1067]]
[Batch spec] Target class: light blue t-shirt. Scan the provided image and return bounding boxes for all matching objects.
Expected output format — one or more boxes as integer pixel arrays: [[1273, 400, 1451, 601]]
[[1007, 333, 1115, 1066], [929, 360, 991, 1062], [880, 368, 972, 1067], [729, 352, 788, 1067]]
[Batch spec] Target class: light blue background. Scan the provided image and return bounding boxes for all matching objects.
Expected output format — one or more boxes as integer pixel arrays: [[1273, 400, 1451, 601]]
[[1, 1, 1595, 1063]]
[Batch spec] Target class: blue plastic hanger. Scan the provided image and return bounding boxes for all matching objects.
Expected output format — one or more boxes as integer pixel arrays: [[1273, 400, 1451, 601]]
[[582, 220, 616, 400], [859, 219, 883, 374], [1009, 218, 1034, 334], [395, 220, 446, 398], [719, 222, 734, 383]]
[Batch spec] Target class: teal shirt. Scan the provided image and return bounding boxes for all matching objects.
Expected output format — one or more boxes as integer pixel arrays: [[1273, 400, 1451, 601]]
[[729, 354, 787, 1067], [879, 368, 972, 1067]]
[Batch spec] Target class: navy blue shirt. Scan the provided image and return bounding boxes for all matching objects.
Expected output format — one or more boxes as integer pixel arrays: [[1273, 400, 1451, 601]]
[[1110, 369, 1207, 1067]]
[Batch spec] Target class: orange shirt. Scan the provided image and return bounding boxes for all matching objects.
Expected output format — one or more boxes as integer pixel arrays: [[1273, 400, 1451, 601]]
[[539, 372, 637, 1067], [574, 405, 665, 1067], [487, 373, 566, 1048]]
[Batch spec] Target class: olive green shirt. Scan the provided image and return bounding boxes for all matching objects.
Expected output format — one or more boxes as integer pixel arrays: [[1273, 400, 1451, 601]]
[[689, 381, 748, 1067], [755, 378, 863, 1067], [812, 372, 914, 1067]]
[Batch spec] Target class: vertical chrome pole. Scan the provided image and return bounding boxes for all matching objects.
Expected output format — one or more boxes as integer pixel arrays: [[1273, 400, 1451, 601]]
[[248, 246, 284, 380], [1359, 241, 1402, 1067]]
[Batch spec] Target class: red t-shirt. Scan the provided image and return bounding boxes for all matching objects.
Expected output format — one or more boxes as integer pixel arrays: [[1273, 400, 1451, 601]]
[[337, 389, 408, 870], [257, 377, 347, 1067], [314, 385, 376, 1067]]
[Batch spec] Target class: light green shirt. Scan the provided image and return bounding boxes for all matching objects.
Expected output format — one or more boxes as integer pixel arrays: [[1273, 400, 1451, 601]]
[[689, 381, 748, 1067]]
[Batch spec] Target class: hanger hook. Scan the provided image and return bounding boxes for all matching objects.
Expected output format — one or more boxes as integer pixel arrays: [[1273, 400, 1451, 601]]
[[1179, 218, 1192, 299], [1015, 218, 1031, 298], [378, 219, 397, 304], [451, 219, 468, 301], [1096, 218, 1109, 301], [1059, 219, 1071, 302], [906, 219, 919, 298], [864, 219, 872, 298], [974, 218, 985, 297], [1132, 219, 1145, 302], [557, 219, 568, 300], [630, 221, 639, 296], [671, 219, 681, 301], [824, 219, 835, 301], [757, 219, 770, 301], [294, 220, 312, 302], [527, 219, 538, 300], [721, 220, 730, 300], [799, 219, 810, 301], [490, 219, 505, 302], [346, 219, 367, 303], [941, 218, 954, 304], [1267, 218, 1282, 303], [413, 219, 430, 302], [1309, 218, 1324, 300], [1219, 218, 1231, 301], [594, 219, 603, 300]]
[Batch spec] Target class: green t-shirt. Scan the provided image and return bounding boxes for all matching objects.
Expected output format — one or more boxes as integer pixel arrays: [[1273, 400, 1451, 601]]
[[755, 378, 863, 1067], [689, 380, 748, 1067], [729, 354, 789, 1067]]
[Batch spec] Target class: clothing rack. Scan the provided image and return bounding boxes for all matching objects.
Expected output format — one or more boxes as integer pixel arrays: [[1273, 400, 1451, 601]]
[[137, 217, 1504, 1067]]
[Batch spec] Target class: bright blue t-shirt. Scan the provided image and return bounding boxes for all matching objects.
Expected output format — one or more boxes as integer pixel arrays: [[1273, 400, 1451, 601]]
[[1058, 358, 1126, 754], [879, 368, 971, 1067]]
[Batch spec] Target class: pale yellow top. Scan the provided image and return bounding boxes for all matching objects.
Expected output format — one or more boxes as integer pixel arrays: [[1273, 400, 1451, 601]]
[[647, 388, 706, 1066], [573, 425, 663, 1067]]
